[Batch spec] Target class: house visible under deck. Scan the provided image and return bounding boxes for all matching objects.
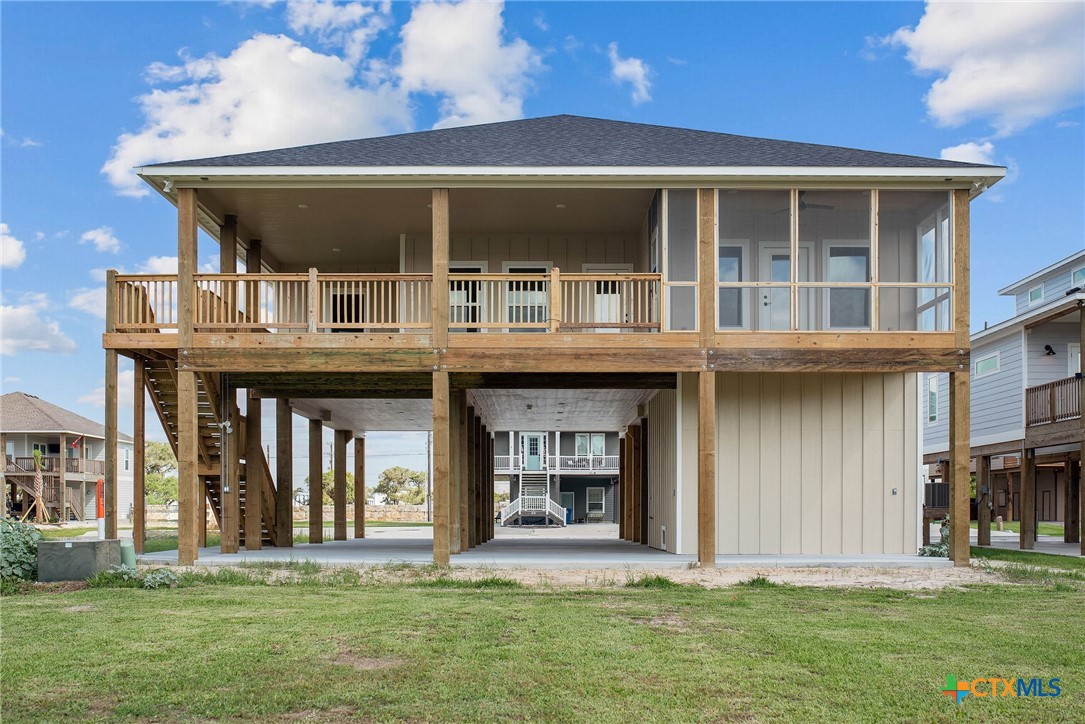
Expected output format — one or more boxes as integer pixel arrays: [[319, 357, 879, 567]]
[[100, 115, 1007, 566]]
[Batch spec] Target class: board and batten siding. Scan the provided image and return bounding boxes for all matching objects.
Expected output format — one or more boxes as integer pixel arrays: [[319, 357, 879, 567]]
[[402, 234, 642, 275], [716, 372, 918, 555], [646, 388, 678, 552]]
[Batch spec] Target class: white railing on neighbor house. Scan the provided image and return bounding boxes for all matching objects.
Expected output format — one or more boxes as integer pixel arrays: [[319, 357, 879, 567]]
[[496, 454, 619, 473], [498, 495, 568, 527]]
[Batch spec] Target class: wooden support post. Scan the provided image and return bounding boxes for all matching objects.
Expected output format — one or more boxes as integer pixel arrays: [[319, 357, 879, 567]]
[[354, 436, 365, 539], [479, 424, 487, 543], [176, 187, 198, 563], [220, 215, 237, 274], [952, 189, 971, 351], [177, 371, 198, 564], [308, 419, 323, 544], [1020, 447, 1036, 550], [432, 189, 449, 349], [618, 435, 626, 540], [458, 393, 469, 553], [132, 361, 145, 551], [697, 188, 716, 348], [948, 370, 970, 565], [698, 370, 716, 567], [104, 350, 118, 539], [198, 484, 208, 549], [220, 377, 240, 555], [630, 423, 643, 545], [307, 267, 318, 333], [976, 455, 991, 547], [244, 392, 263, 550], [1006, 470, 1016, 523], [433, 371, 450, 565], [549, 267, 561, 333], [275, 399, 293, 547], [466, 407, 477, 548], [333, 429, 348, 541], [1064, 457, 1079, 545]]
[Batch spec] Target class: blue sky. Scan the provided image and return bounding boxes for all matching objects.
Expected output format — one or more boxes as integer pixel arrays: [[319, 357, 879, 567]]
[[2, 1, 1083, 487]]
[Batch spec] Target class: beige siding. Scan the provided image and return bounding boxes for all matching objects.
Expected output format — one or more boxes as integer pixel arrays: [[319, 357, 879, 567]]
[[715, 372, 918, 555], [646, 389, 677, 552], [402, 234, 642, 273]]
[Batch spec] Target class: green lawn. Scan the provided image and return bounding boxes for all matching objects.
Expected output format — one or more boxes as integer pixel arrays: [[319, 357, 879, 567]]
[[293, 520, 433, 528], [972, 520, 1066, 537], [3, 575, 1083, 721], [970, 546, 1085, 572]]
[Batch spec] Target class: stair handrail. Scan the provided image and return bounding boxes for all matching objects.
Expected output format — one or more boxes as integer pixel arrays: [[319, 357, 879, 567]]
[[499, 497, 521, 525], [547, 497, 568, 527]]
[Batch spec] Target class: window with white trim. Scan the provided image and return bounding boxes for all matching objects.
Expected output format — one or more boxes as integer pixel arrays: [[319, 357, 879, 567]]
[[927, 376, 938, 424], [1028, 284, 1044, 306], [1073, 267, 1085, 288], [974, 352, 1000, 378], [586, 487, 605, 515], [122, 447, 130, 472]]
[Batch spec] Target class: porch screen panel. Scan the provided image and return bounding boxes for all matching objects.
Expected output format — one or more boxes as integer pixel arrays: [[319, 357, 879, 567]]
[[664, 189, 697, 331], [797, 190, 872, 331], [877, 191, 952, 331], [716, 190, 790, 331]]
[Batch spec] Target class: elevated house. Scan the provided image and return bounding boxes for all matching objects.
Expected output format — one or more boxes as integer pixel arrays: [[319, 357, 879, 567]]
[[100, 115, 1006, 566], [1, 391, 134, 522], [494, 426, 625, 526], [924, 250, 1085, 553]]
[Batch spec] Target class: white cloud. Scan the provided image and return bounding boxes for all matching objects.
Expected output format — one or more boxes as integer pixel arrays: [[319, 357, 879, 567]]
[[532, 12, 549, 32], [0, 294, 77, 356], [398, 0, 542, 128], [887, 1, 1085, 136], [286, 0, 392, 65], [69, 288, 107, 319], [1056, 120, 1081, 129], [1, 223, 27, 269], [102, 33, 410, 196], [80, 226, 122, 254], [79, 370, 135, 409], [137, 256, 179, 275], [607, 42, 652, 105], [0, 128, 42, 148], [939, 140, 995, 165]]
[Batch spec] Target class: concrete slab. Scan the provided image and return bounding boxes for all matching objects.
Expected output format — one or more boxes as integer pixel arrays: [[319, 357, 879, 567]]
[[139, 523, 949, 569]]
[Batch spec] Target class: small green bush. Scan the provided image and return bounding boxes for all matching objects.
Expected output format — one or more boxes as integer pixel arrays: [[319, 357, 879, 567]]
[[626, 575, 683, 589], [738, 575, 781, 588], [0, 519, 42, 582], [87, 565, 180, 590], [419, 576, 522, 589]]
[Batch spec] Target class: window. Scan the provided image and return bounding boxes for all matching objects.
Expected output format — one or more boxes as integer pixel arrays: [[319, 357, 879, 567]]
[[975, 352, 1000, 378], [1074, 268, 1085, 288], [587, 487, 605, 515], [1028, 285, 1044, 306], [664, 189, 698, 331], [927, 377, 938, 424], [717, 242, 749, 329], [824, 244, 871, 329], [503, 263, 551, 332], [122, 447, 130, 472]]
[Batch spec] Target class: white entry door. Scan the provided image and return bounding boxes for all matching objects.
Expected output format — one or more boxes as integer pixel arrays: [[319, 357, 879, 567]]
[[583, 264, 634, 333], [1070, 343, 1080, 377], [757, 245, 810, 330]]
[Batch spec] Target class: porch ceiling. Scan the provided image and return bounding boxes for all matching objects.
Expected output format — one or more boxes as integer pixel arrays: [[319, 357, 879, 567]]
[[286, 388, 657, 433], [200, 187, 653, 270]]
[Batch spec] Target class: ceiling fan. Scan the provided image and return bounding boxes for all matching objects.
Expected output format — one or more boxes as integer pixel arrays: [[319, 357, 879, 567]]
[[771, 191, 835, 215]]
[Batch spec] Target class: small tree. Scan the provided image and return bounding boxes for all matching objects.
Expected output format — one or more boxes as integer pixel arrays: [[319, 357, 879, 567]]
[[303, 470, 354, 505], [145, 442, 177, 477], [145, 472, 178, 505], [372, 466, 426, 505]]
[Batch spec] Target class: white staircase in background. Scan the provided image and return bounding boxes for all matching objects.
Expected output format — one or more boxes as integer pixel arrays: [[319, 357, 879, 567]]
[[499, 472, 567, 527]]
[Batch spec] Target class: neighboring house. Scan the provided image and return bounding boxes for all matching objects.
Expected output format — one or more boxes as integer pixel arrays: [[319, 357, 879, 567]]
[[923, 250, 1085, 548], [495, 429, 622, 525], [1, 391, 134, 522], [101, 114, 1006, 566]]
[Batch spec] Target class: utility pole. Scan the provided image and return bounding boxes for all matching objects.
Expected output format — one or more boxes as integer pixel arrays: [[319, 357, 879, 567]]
[[426, 431, 432, 522]]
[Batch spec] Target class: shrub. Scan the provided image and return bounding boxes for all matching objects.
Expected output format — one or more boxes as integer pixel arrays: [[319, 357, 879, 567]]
[[0, 519, 42, 582], [626, 575, 684, 589], [87, 564, 180, 590]]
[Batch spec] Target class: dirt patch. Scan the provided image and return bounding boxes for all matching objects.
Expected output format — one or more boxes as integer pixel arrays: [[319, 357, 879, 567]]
[[331, 650, 403, 671], [279, 706, 359, 721], [31, 581, 88, 594], [63, 604, 94, 612], [633, 612, 689, 632]]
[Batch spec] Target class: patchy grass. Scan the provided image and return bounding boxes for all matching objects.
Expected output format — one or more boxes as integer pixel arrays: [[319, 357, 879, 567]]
[[141, 531, 221, 553], [972, 520, 1065, 537], [738, 574, 784, 588], [2, 580, 1082, 721], [625, 574, 689, 589], [418, 576, 523, 589], [292, 520, 433, 528], [970, 546, 1085, 572], [35, 526, 97, 540]]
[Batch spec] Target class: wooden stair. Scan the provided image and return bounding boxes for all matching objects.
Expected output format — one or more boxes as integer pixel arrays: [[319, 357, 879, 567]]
[[143, 360, 278, 546]]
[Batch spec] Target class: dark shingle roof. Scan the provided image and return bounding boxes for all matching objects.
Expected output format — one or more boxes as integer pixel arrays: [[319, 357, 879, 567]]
[[0, 392, 133, 442], [147, 115, 994, 170]]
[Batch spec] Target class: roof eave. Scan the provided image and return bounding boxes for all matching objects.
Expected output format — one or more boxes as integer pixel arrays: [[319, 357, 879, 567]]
[[972, 293, 1085, 344], [997, 249, 1085, 296], [137, 164, 1006, 189]]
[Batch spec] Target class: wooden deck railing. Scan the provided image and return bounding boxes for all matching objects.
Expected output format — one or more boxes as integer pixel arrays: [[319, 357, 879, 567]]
[[112, 270, 662, 334], [1025, 376, 1081, 427], [7, 457, 104, 475]]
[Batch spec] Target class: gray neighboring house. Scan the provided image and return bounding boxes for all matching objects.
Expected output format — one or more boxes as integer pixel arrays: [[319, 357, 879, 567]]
[[923, 250, 1085, 538], [1, 391, 135, 522], [494, 429, 622, 525]]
